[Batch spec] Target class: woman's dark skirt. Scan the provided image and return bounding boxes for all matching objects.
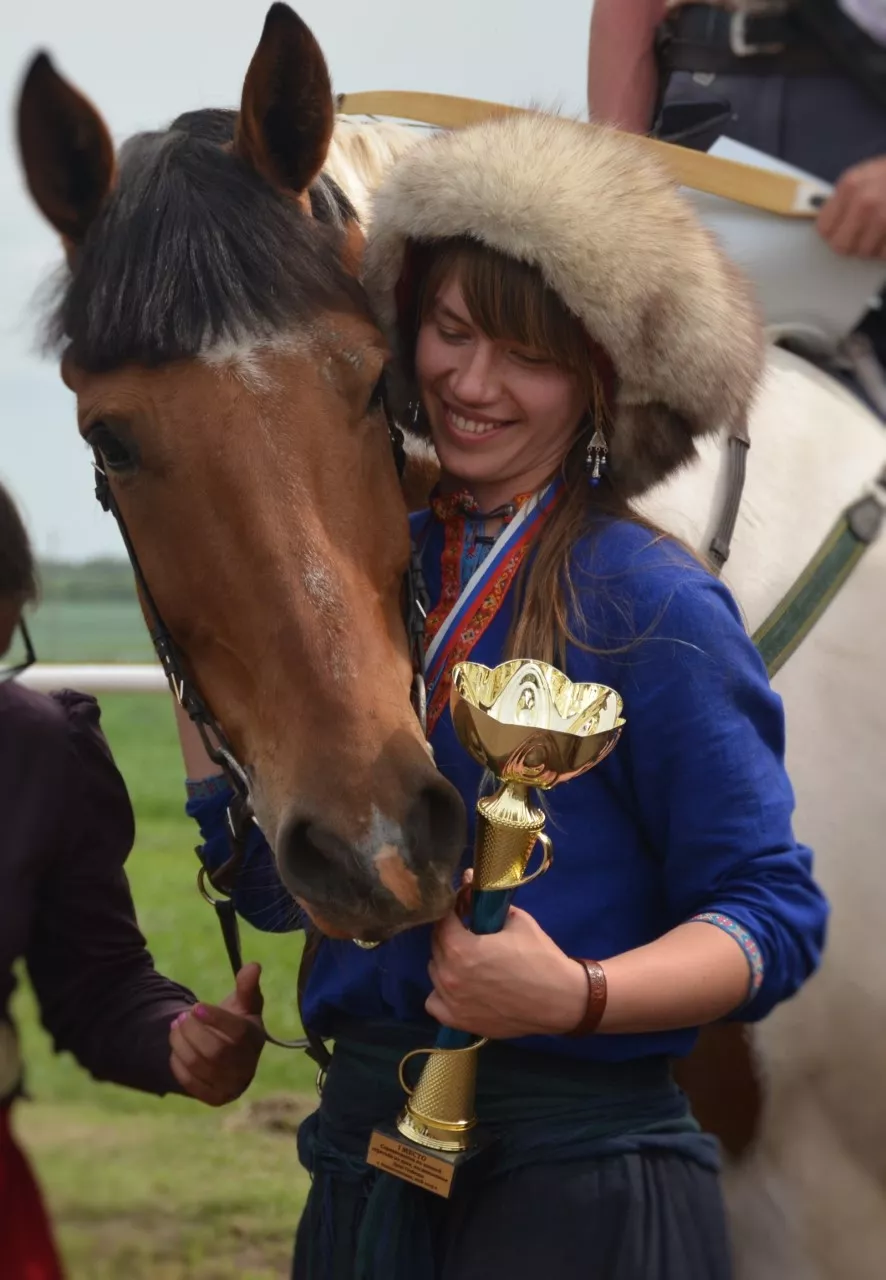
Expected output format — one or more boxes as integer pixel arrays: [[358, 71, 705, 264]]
[[292, 1021, 732, 1280]]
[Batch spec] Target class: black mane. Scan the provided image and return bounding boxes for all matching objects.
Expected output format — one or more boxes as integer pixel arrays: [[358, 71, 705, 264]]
[[48, 108, 366, 371]]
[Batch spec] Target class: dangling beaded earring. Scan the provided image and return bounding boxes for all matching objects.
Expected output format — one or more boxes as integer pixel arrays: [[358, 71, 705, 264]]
[[585, 426, 609, 487]]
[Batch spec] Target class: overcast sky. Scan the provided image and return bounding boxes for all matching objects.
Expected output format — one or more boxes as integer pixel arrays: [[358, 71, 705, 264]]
[[2, 1, 594, 560]]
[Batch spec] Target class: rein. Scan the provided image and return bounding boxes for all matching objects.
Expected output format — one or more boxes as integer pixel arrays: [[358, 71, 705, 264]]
[[91, 386, 428, 1058]]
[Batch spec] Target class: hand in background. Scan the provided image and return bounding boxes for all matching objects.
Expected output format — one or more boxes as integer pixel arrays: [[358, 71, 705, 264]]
[[818, 156, 886, 259]]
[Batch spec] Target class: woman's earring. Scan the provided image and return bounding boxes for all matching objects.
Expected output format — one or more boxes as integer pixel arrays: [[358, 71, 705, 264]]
[[585, 427, 609, 487]]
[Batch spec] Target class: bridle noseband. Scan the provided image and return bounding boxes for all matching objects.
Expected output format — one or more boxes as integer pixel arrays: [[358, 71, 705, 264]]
[[91, 384, 428, 1051]]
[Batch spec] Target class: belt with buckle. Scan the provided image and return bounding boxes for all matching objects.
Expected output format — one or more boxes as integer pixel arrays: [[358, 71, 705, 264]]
[[659, 5, 836, 74]]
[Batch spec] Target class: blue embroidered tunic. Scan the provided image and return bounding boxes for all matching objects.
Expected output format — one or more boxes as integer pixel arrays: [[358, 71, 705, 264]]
[[188, 511, 829, 1064]]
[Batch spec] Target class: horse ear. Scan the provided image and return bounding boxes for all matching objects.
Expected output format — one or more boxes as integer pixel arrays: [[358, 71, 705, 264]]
[[17, 53, 115, 244], [235, 4, 335, 197]]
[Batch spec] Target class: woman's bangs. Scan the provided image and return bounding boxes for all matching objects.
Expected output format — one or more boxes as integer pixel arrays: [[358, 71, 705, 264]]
[[422, 240, 588, 371]]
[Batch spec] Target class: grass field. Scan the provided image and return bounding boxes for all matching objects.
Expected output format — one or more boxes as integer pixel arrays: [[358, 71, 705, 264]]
[[12, 692, 317, 1279]]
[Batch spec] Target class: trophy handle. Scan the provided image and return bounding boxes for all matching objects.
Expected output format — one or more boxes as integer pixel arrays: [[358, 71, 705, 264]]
[[511, 830, 554, 889], [398, 1040, 489, 1097]]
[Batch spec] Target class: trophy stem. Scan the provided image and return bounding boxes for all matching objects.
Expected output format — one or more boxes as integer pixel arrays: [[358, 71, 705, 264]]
[[394, 780, 553, 1131]]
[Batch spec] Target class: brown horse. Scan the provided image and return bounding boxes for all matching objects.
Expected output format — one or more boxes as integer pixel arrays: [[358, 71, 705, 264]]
[[16, 3, 466, 942]]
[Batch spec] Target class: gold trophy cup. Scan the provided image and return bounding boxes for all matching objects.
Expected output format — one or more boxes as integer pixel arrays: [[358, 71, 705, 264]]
[[366, 659, 624, 1197]]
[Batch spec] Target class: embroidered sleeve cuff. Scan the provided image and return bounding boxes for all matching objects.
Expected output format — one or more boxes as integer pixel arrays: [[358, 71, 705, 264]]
[[185, 774, 231, 802], [690, 911, 764, 1003]]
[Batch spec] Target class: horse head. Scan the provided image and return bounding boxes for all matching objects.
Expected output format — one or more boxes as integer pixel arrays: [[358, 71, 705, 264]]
[[16, 3, 466, 941]]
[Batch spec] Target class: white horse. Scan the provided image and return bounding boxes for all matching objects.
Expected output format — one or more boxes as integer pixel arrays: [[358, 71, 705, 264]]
[[638, 346, 886, 1280], [334, 114, 886, 1279]]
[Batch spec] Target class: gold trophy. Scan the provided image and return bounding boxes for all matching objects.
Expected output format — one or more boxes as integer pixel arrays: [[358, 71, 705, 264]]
[[366, 659, 624, 1197]]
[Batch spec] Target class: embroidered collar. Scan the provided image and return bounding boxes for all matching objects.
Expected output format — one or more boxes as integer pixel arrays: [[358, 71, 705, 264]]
[[430, 487, 535, 525]]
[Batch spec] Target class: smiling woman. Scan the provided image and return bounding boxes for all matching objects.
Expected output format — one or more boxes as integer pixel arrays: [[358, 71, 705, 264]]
[[182, 95, 829, 1280]]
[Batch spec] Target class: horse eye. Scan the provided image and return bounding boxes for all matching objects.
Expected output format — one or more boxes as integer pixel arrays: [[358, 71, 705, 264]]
[[87, 422, 138, 473], [367, 372, 387, 415]]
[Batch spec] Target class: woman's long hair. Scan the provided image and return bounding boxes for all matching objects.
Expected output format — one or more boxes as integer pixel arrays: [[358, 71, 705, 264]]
[[404, 238, 686, 667]]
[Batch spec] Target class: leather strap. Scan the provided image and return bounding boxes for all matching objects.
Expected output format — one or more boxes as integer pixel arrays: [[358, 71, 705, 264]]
[[753, 463, 886, 677], [566, 959, 608, 1036], [707, 423, 751, 575], [336, 89, 830, 217]]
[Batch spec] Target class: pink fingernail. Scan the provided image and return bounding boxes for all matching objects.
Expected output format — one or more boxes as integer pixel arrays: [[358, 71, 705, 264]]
[[172, 1013, 186, 1028], [193, 1004, 208, 1020]]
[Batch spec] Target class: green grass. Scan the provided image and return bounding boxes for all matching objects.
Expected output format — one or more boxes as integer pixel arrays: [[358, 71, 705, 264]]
[[12, 693, 317, 1278]]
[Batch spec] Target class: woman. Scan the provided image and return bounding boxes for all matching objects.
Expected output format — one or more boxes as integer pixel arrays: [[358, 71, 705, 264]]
[[0, 481, 265, 1280], [184, 114, 829, 1278]]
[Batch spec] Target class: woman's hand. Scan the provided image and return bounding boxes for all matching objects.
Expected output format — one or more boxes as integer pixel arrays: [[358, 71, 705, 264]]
[[169, 961, 265, 1105], [426, 906, 587, 1039]]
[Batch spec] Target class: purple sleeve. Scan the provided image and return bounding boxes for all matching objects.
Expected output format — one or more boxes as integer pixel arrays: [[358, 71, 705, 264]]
[[24, 693, 195, 1096]]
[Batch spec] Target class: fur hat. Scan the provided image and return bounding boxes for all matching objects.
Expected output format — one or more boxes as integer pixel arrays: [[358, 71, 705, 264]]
[[362, 112, 764, 497]]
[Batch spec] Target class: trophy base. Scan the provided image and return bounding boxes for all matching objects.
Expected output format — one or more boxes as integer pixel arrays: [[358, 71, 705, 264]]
[[366, 1120, 494, 1199]]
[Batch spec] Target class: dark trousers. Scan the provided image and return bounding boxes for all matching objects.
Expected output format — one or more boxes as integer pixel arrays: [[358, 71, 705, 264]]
[[291, 1027, 731, 1280], [434, 1151, 732, 1280], [293, 1148, 732, 1280], [663, 69, 886, 182]]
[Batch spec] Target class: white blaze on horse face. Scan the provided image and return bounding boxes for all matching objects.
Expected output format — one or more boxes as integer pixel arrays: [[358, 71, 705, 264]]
[[199, 331, 310, 392]]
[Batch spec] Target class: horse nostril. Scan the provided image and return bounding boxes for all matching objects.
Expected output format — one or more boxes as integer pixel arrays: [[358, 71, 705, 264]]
[[279, 818, 353, 905], [404, 777, 467, 874]]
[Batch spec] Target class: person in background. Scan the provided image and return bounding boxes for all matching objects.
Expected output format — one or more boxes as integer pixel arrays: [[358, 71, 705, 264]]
[[0, 479, 266, 1280], [587, 0, 886, 262]]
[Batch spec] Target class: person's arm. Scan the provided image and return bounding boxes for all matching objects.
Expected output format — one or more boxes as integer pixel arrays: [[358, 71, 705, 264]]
[[427, 906, 750, 1039], [25, 696, 196, 1093], [26, 695, 266, 1100], [427, 560, 828, 1039], [174, 699, 223, 780], [174, 701, 305, 934], [588, 0, 668, 132]]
